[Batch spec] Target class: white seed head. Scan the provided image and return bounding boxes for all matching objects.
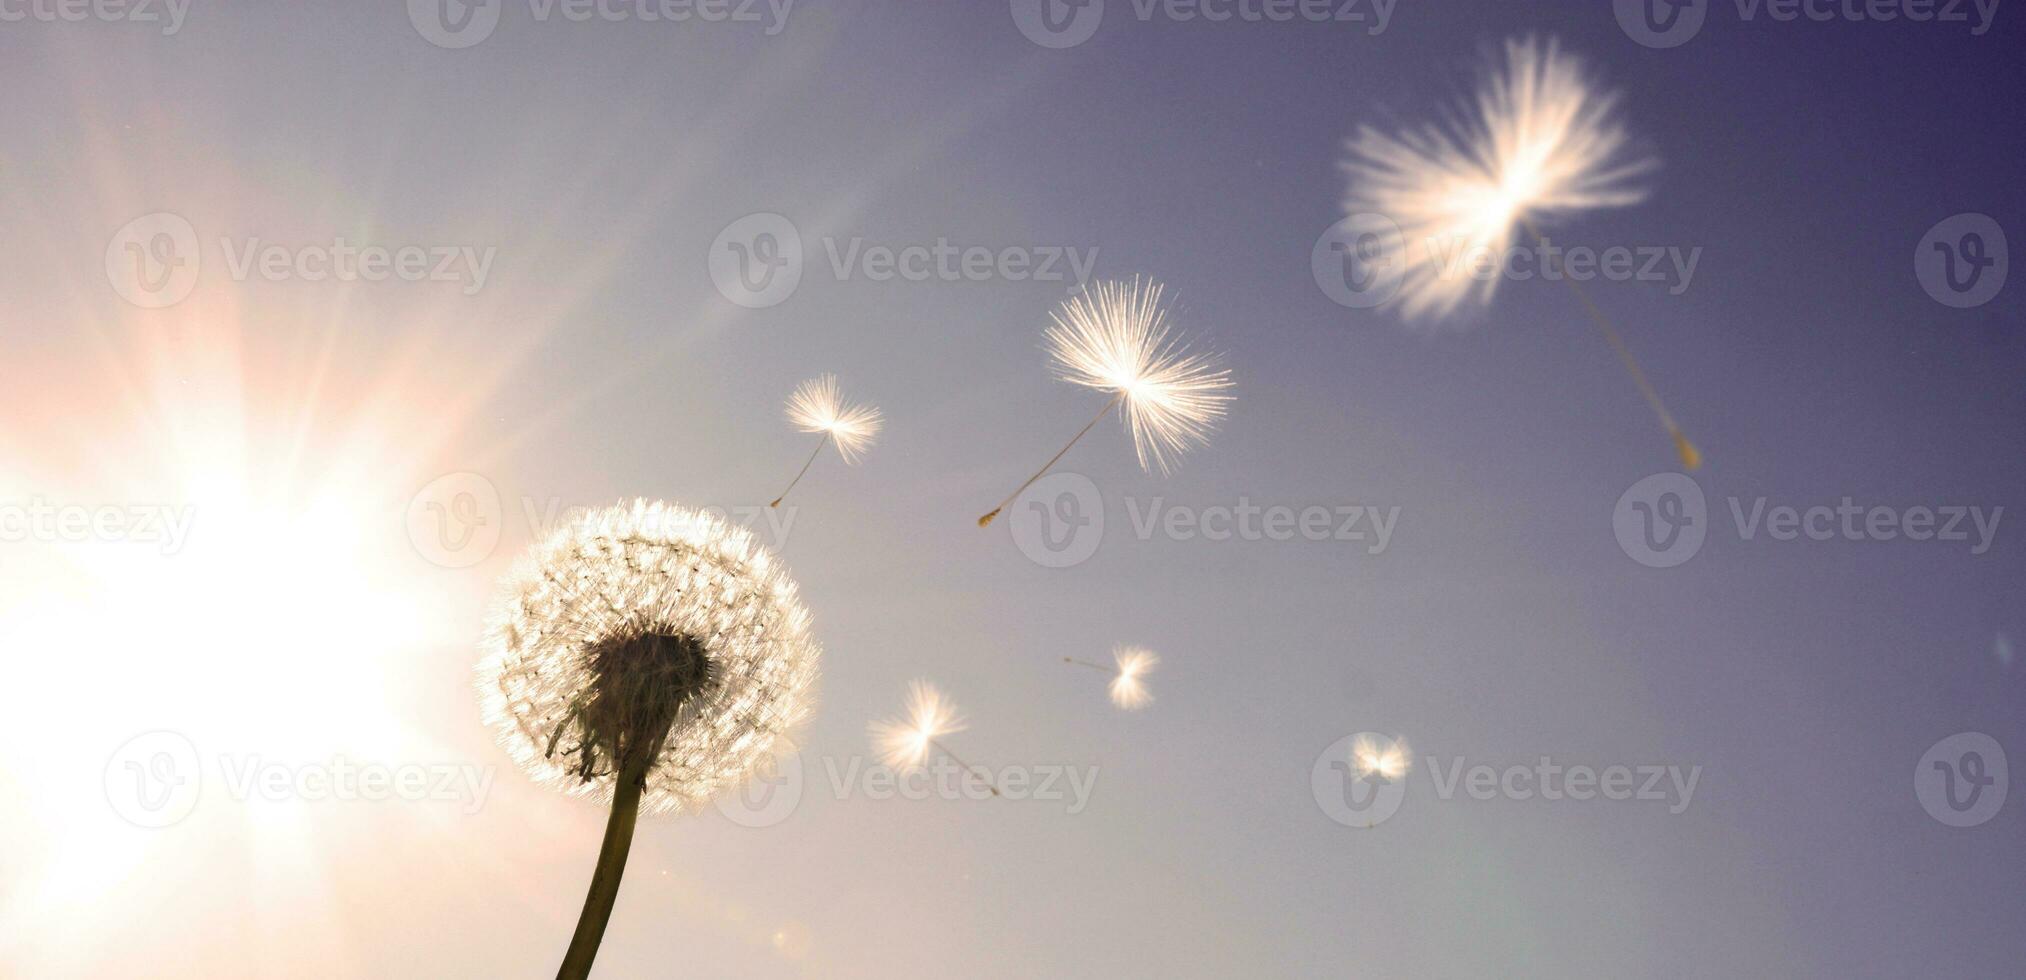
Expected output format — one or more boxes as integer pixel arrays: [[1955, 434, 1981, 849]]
[[1351, 733, 1412, 782], [478, 500, 820, 815], [1341, 36, 1654, 321], [1044, 278, 1234, 475], [1108, 645, 1160, 711], [784, 374, 883, 463], [868, 679, 966, 770]]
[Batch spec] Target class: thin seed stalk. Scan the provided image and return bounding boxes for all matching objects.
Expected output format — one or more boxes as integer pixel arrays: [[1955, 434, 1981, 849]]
[[930, 739, 1000, 797], [771, 430, 833, 508], [1522, 218, 1700, 471], [977, 393, 1122, 527]]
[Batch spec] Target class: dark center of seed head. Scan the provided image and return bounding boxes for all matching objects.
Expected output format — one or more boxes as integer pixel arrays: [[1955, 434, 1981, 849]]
[[555, 631, 714, 786]]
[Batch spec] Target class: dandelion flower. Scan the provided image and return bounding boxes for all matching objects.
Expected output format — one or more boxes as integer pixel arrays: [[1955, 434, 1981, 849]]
[[1341, 36, 1699, 470], [978, 278, 1234, 526], [771, 374, 883, 507], [478, 500, 820, 978], [868, 679, 998, 796], [1064, 645, 1160, 711]]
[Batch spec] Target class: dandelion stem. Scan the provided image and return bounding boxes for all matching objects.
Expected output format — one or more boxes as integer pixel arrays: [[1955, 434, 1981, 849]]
[[1062, 657, 1112, 674], [1523, 219, 1700, 470], [770, 430, 833, 508], [555, 752, 652, 980], [977, 393, 1122, 527], [930, 739, 1000, 797]]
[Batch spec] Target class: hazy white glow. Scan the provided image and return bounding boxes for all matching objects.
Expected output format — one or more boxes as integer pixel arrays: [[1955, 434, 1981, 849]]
[[1341, 36, 1654, 320], [1351, 734, 1412, 782], [1108, 646, 1160, 711], [784, 374, 883, 463], [1045, 278, 1234, 475], [869, 679, 966, 769]]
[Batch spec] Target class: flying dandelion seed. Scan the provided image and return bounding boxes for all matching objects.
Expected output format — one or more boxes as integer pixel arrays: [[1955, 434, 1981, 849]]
[[869, 679, 999, 796], [1341, 35, 1700, 470], [770, 374, 883, 507], [478, 500, 820, 980], [1063, 645, 1160, 710], [977, 278, 1234, 526], [1350, 733, 1411, 782]]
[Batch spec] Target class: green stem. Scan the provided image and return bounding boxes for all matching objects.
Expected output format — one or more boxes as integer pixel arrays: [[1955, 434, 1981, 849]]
[[556, 755, 649, 980]]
